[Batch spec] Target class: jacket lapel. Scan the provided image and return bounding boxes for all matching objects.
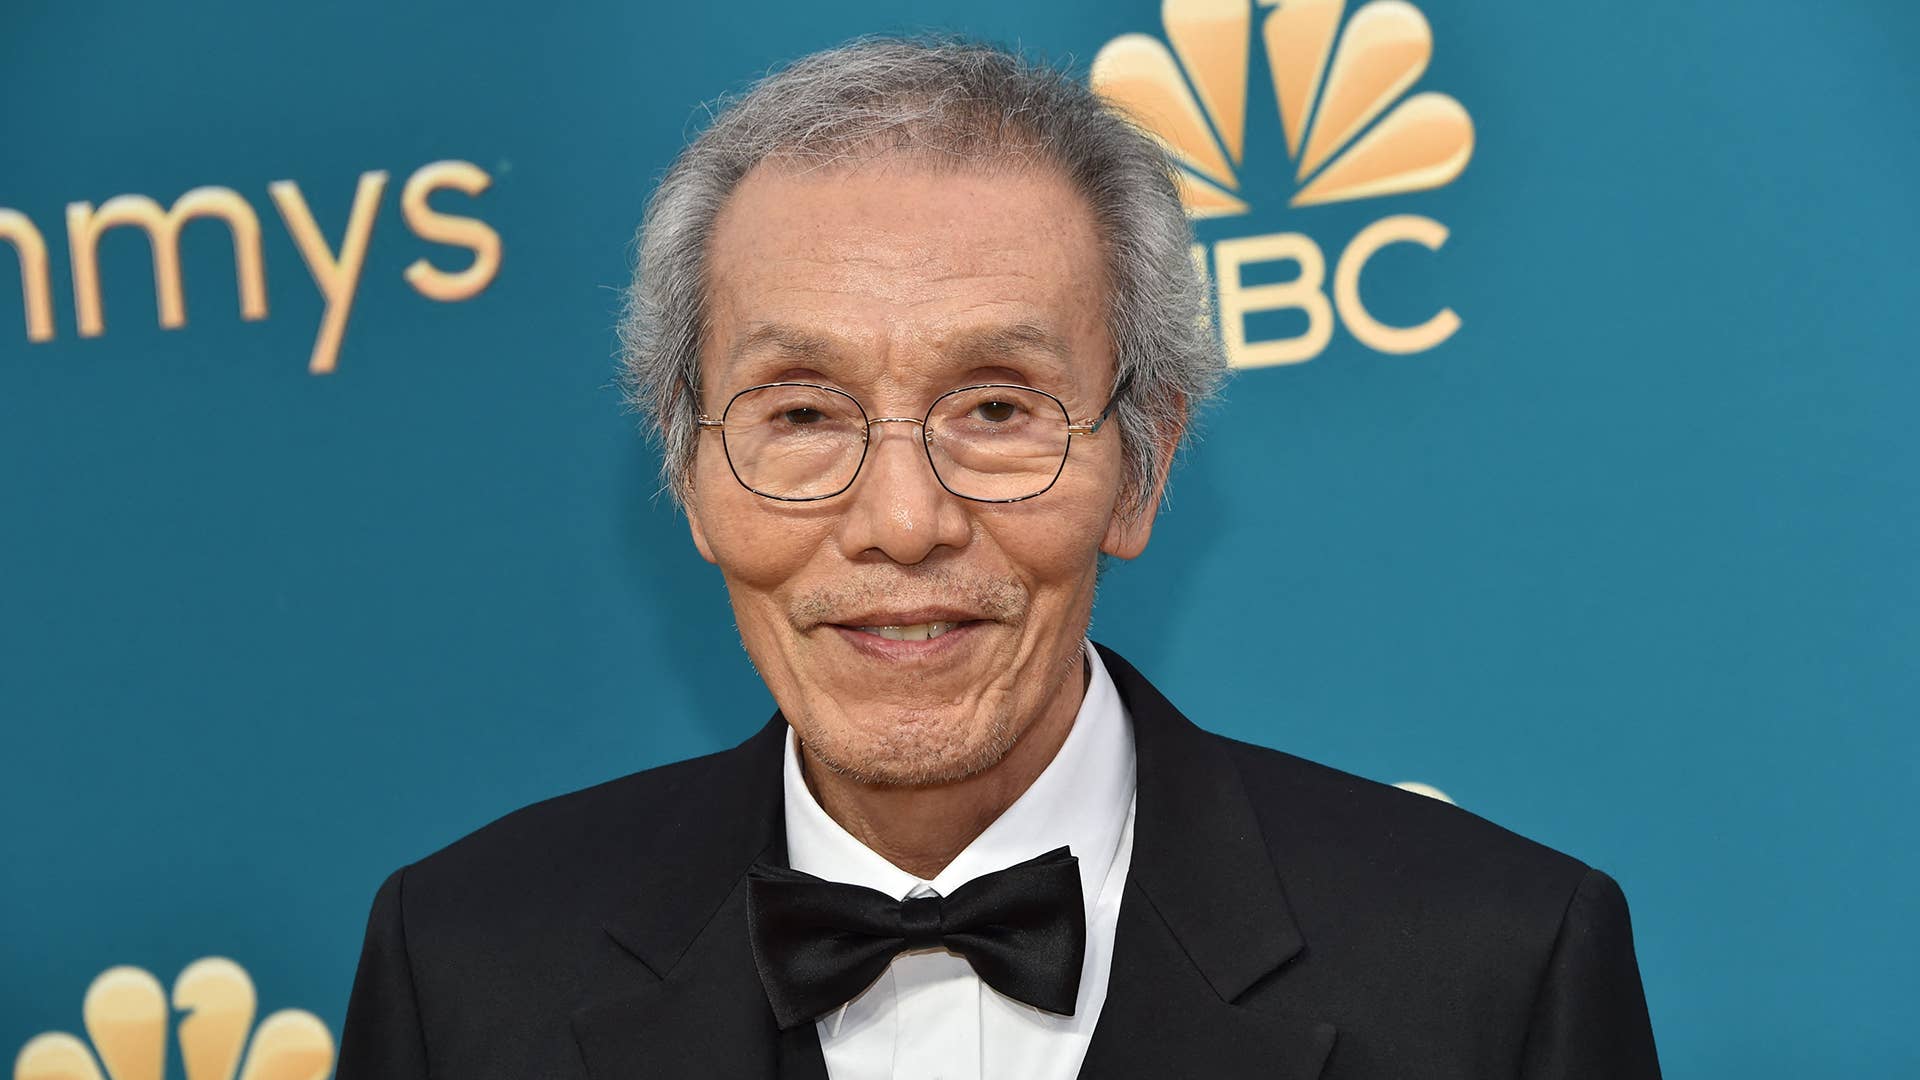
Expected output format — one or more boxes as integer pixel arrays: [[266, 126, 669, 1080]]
[[569, 717, 828, 1080], [1081, 645, 1337, 1079], [569, 645, 1332, 1079]]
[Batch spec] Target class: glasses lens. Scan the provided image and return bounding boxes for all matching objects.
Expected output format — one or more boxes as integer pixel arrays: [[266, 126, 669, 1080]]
[[722, 384, 867, 499], [927, 385, 1071, 501]]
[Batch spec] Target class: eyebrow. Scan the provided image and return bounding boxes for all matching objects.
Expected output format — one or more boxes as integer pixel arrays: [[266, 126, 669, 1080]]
[[728, 323, 842, 365], [945, 323, 1075, 372], [728, 321, 1074, 373]]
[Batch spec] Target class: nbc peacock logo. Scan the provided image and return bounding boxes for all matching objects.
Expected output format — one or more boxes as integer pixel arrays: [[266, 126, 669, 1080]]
[[1092, 0, 1475, 368], [13, 958, 333, 1080]]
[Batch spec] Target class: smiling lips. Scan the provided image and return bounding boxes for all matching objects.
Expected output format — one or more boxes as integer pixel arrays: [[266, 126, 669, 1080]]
[[854, 622, 960, 642], [823, 609, 987, 652]]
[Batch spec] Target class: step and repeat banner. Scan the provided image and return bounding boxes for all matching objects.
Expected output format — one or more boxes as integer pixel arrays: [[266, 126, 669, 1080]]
[[3, 1, 1914, 1076]]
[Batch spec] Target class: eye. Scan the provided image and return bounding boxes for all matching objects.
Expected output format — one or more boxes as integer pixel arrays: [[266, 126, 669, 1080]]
[[972, 399, 1022, 423], [782, 407, 825, 425]]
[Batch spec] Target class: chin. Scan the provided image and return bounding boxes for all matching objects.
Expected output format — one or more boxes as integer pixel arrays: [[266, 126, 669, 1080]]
[[796, 703, 1018, 787]]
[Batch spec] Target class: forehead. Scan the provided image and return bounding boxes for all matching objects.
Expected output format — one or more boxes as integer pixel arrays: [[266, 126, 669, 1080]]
[[701, 156, 1112, 396]]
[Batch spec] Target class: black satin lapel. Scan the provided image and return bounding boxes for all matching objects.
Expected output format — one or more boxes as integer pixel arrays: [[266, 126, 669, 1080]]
[[1094, 643, 1307, 999], [1081, 644, 1335, 1078], [1080, 882, 1335, 1080], [597, 716, 791, 979], [572, 875, 829, 1080], [778, 1024, 831, 1080], [572, 715, 827, 1079]]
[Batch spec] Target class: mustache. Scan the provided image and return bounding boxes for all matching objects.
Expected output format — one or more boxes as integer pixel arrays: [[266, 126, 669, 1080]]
[[788, 568, 1027, 628]]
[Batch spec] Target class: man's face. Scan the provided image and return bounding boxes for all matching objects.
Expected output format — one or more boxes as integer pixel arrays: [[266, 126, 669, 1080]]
[[686, 157, 1165, 786]]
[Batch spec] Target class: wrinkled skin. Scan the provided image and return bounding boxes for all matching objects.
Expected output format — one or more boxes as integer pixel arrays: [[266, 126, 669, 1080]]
[[684, 156, 1173, 867]]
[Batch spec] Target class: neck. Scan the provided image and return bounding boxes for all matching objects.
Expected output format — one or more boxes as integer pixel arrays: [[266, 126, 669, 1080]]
[[800, 649, 1088, 880]]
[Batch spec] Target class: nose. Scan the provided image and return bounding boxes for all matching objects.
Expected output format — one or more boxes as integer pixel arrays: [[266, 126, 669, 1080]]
[[834, 418, 972, 564]]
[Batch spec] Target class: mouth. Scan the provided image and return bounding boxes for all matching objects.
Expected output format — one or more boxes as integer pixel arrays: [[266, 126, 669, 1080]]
[[820, 609, 990, 659], [851, 621, 961, 642]]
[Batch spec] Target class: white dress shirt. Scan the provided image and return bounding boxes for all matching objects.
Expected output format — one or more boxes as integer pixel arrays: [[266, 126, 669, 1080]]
[[782, 639, 1138, 1080]]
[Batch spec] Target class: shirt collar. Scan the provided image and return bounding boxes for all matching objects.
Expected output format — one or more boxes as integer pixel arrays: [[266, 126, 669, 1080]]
[[783, 638, 1137, 915]]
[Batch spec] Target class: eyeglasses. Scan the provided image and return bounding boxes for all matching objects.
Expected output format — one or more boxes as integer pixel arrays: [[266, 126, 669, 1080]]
[[695, 378, 1127, 503]]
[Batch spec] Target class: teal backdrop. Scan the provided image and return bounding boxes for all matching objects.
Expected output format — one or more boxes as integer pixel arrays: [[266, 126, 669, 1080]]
[[3, 1, 1916, 1075]]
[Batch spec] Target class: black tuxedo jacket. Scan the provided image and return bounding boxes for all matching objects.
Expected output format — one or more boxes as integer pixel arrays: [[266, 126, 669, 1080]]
[[338, 645, 1661, 1078]]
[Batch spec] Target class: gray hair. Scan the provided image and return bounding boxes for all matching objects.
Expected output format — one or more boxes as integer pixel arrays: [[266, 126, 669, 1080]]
[[618, 35, 1224, 512]]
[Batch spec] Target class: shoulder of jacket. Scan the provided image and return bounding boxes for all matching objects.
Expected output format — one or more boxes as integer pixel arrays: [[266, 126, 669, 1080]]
[[397, 739, 754, 897], [1217, 733, 1593, 907]]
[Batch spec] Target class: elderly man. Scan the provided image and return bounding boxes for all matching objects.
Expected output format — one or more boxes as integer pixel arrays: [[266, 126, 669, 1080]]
[[337, 38, 1660, 1080]]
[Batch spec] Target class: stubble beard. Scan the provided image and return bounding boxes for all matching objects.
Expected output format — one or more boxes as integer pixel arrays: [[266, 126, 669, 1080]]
[[793, 636, 1088, 788], [797, 700, 1023, 787], [767, 566, 1094, 788]]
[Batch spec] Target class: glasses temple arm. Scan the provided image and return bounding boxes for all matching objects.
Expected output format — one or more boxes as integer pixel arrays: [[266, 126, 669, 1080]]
[[1069, 370, 1133, 435]]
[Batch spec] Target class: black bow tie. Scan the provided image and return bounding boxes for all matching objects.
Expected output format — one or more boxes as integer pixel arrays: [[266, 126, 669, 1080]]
[[745, 846, 1087, 1029]]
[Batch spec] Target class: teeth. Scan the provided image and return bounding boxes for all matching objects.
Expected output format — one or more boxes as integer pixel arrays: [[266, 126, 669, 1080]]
[[858, 622, 959, 642]]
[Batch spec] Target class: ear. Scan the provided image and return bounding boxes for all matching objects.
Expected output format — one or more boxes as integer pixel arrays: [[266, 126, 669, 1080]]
[[1099, 408, 1184, 561], [684, 482, 720, 565], [1100, 503, 1157, 561]]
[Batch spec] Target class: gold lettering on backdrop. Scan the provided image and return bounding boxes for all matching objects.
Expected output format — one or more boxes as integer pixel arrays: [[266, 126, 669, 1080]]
[[0, 209, 55, 342], [269, 171, 388, 375], [1093, 2, 1473, 369], [3, 160, 499, 371], [65, 187, 268, 337], [1333, 214, 1459, 355], [1213, 232, 1333, 368], [401, 160, 502, 302], [1194, 220, 1459, 367]]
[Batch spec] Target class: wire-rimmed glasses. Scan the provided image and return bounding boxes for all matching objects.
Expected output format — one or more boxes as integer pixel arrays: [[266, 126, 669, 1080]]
[[695, 379, 1125, 503]]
